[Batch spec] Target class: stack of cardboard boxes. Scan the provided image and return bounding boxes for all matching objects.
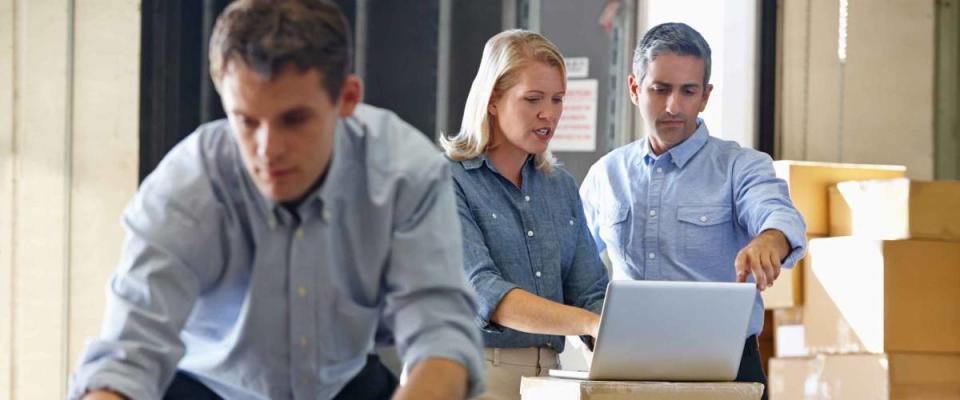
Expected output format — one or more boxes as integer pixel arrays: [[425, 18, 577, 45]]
[[761, 161, 960, 399]]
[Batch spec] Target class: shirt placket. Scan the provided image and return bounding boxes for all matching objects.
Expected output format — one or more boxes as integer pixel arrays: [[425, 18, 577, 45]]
[[518, 188, 544, 295], [644, 159, 666, 280], [286, 209, 326, 399]]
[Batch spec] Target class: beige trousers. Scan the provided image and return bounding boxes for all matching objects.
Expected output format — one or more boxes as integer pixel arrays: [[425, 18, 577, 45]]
[[475, 347, 560, 400]]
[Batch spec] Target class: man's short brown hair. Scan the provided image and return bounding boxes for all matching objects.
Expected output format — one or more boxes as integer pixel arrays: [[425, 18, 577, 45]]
[[209, 0, 353, 99]]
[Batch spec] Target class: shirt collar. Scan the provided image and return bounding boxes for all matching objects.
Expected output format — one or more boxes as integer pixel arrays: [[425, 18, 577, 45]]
[[460, 154, 487, 170], [460, 153, 535, 174], [639, 118, 709, 169]]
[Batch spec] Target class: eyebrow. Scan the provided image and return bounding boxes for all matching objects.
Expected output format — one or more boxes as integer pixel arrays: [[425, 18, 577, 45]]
[[651, 81, 702, 90], [524, 90, 566, 95]]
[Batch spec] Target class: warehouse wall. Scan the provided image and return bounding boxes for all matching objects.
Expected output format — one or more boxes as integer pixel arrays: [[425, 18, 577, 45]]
[[780, 0, 936, 179], [0, 1, 140, 399]]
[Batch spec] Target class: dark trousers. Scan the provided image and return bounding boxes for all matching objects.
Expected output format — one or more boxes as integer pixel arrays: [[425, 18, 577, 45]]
[[163, 354, 398, 400], [735, 335, 768, 400]]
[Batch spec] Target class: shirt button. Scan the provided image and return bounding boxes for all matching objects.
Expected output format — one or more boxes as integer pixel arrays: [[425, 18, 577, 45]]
[[527, 230, 534, 237], [569, 219, 575, 226], [649, 209, 657, 217], [657, 167, 664, 173], [699, 216, 708, 223], [648, 252, 656, 259], [298, 286, 307, 298], [535, 271, 542, 277], [268, 218, 277, 229], [524, 195, 531, 202], [295, 228, 305, 239], [299, 336, 308, 347], [323, 210, 332, 221], [492, 213, 498, 219]]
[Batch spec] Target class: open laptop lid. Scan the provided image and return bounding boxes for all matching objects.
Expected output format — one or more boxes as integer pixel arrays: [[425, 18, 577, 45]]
[[587, 280, 756, 381]]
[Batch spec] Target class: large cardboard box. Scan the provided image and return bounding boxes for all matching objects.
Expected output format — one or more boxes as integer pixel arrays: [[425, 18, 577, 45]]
[[520, 377, 763, 400], [772, 161, 906, 236], [769, 353, 960, 400], [804, 237, 960, 354], [829, 179, 960, 241]]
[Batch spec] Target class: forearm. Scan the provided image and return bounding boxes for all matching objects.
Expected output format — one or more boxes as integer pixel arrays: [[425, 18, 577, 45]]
[[491, 288, 598, 337], [393, 358, 468, 400], [80, 390, 126, 400]]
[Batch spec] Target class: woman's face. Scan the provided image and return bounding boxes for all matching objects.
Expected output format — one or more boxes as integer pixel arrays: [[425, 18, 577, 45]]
[[489, 62, 565, 158]]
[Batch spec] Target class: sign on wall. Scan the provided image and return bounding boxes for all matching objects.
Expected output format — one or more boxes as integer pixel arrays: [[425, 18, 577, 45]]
[[551, 79, 598, 152]]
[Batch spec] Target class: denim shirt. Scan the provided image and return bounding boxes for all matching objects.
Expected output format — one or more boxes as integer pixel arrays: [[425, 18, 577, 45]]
[[580, 120, 807, 336], [69, 104, 485, 400], [451, 155, 609, 351]]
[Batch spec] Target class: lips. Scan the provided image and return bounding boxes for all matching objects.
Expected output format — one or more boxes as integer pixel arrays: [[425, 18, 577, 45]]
[[258, 166, 294, 180], [658, 119, 684, 125], [532, 127, 553, 139]]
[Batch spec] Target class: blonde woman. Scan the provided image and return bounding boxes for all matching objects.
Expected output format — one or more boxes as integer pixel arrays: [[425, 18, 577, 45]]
[[442, 30, 609, 400]]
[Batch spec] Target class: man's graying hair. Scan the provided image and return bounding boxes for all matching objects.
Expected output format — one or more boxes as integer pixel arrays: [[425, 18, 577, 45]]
[[633, 22, 711, 87], [209, 0, 352, 99]]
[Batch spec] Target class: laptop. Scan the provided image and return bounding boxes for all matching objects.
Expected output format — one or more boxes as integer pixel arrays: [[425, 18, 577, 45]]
[[549, 280, 755, 381]]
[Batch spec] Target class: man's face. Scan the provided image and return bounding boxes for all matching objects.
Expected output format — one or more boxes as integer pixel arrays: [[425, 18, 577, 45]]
[[629, 53, 712, 155], [219, 61, 359, 203]]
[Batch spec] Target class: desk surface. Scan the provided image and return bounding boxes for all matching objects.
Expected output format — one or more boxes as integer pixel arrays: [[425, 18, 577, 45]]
[[520, 376, 764, 400]]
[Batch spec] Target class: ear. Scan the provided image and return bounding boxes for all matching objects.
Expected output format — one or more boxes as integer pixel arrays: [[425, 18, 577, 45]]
[[627, 74, 641, 107], [699, 83, 713, 112], [487, 101, 497, 116], [336, 74, 363, 117]]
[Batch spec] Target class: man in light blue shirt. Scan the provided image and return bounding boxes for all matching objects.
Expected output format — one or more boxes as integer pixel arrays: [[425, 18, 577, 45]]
[[580, 23, 806, 399], [70, 1, 483, 399]]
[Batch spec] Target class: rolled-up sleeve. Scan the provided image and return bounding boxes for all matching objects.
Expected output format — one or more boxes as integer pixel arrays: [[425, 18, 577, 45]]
[[452, 180, 521, 332], [733, 151, 808, 268], [382, 155, 485, 398]]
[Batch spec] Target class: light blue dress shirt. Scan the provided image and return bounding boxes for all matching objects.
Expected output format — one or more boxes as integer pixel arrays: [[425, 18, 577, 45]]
[[452, 156, 609, 351], [69, 104, 485, 400], [580, 120, 806, 336]]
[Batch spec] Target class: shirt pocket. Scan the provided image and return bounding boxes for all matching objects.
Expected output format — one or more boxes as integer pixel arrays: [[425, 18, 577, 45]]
[[599, 203, 630, 259], [331, 296, 380, 361], [677, 206, 735, 264]]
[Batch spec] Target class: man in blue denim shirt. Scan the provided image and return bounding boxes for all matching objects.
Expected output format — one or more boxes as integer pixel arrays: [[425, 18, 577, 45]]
[[580, 23, 806, 400]]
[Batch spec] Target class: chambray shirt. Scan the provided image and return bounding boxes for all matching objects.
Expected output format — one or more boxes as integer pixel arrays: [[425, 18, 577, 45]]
[[451, 155, 609, 351], [580, 120, 806, 337], [69, 104, 485, 400]]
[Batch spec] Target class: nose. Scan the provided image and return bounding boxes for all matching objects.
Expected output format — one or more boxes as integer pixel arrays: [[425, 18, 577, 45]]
[[538, 103, 562, 123], [665, 92, 679, 116], [255, 124, 284, 161]]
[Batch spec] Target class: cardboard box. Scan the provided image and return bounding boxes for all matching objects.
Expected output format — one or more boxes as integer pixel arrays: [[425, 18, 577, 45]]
[[804, 237, 960, 354], [520, 377, 764, 400], [773, 308, 807, 358], [772, 161, 906, 236], [760, 310, 775, 373], [829, 179, 960, 241], [769, 353, 960, 400]]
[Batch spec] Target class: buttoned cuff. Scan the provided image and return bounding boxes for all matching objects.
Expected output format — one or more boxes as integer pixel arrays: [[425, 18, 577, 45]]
[[759, 217, 807, 268]]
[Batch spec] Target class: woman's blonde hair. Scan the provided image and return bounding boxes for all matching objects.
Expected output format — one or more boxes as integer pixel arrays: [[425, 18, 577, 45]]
[[441, 29, 566, 173]]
